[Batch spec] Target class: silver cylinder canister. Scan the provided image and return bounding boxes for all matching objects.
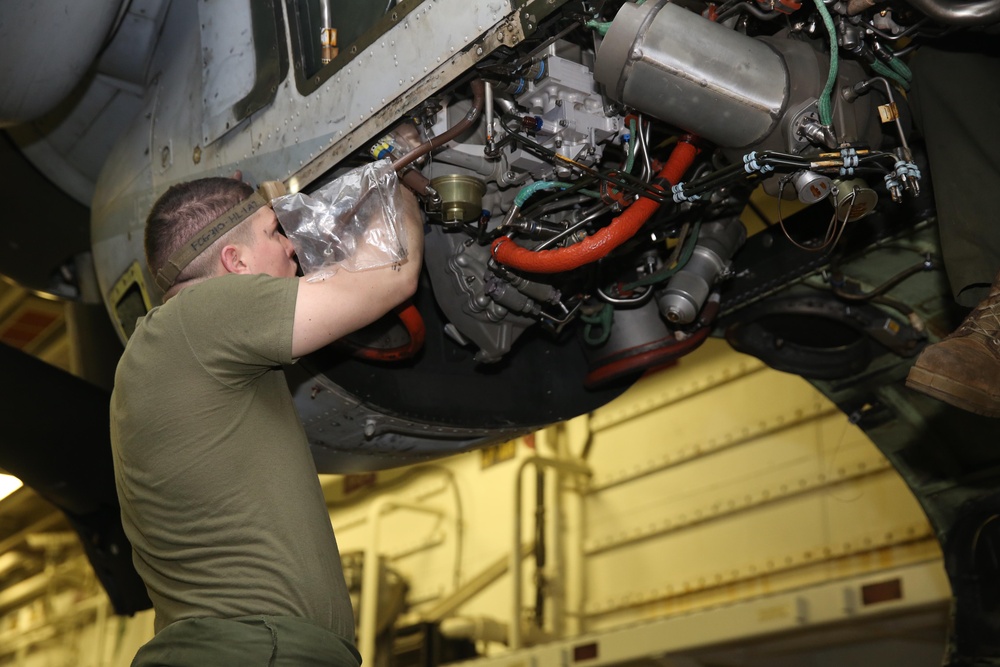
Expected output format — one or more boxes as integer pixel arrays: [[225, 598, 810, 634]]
[[594, 0, 788, 148], [657, 218, 747, 324], [792, 170, 834, 205]]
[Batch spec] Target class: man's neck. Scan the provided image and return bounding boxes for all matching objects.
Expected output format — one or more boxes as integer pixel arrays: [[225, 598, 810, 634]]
[[162, 275, 213, 302]]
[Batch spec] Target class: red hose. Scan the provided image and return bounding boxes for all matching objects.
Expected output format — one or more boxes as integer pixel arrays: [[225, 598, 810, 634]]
[[491, 137, 700, 273], [345, 303, 426, 362], [583, 324, 711, 388]]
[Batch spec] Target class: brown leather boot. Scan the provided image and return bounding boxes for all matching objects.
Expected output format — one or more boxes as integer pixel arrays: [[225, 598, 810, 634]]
[[906, 271, 1000, 417]]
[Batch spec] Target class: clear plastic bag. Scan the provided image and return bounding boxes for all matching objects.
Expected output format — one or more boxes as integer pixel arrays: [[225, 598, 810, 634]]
[[272, 159, 408, 281]]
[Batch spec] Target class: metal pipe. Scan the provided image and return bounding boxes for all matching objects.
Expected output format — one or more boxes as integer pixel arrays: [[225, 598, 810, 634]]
[[0, 512, 62, 555], [0, 555, 87, 613], [392, 80, 487, 172], [485, 81, 495, 147], [420, 542, 534, 623], [440, 616, 510, 644], [0, 571, 51, 612], [360, 497, 446, 663], [534, 202, 609, 250], [533, 469, 546, 628], [320, 0, 338, 64], [511, 455, 590, 649], [0, 590, 108, 658]]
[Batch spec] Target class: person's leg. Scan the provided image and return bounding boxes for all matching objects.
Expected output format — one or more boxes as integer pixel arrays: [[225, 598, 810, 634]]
[[904, 43, 1000, 416], [908, 43, 1000, 306]]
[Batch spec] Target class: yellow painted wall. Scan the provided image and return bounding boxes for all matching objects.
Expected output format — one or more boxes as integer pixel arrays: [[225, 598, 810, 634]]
[[0, 338, 948, 665]]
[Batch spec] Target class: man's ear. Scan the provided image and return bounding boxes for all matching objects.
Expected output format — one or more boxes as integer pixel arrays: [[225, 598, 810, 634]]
[[220, 244, 249, 274]]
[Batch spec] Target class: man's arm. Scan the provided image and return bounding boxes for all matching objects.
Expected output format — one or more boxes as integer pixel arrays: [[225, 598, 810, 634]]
[[291, 190, 424, 358]]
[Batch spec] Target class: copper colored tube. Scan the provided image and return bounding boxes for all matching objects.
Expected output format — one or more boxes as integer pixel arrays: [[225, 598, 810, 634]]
[[400, 168, 433, 196], [391, 79, 487, 172]]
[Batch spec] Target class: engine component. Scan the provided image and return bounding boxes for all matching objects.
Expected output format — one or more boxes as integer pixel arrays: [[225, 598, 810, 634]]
[[594, 0, 880, 153], [423, 227, 536, 364], [370, 121, 424, 161], [831, 178, 879, 221], [657, 218, 747, 324], [584, 301, 683, 386], [408, 2, 907, 371], [514, 53, 620, 176], [491, 138, 699, 273], [392, 80, 486, 173], [431, 175, 487, 223], [594, 0, 787, 148], [792, 170, 835, 205]]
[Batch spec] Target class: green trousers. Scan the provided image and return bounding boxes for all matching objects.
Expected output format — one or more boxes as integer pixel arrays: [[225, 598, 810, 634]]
[[910, 42, 1000, 306], [131, 615, 362, 667]]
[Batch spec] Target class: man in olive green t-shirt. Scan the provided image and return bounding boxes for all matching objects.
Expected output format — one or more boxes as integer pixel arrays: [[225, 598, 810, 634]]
[[111, 176, 423, 665]]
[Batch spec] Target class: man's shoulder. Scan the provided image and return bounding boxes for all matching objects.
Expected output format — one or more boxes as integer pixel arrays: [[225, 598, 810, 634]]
[[181, 273, 293, 296], [168, 274, 297, 312]]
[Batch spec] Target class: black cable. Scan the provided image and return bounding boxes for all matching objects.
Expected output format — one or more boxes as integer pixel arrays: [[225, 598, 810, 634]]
[[520, 180, 601, 220], [716, 2, 783, 22], [832, 255, 941, 301], [493, 118, 670, 203]]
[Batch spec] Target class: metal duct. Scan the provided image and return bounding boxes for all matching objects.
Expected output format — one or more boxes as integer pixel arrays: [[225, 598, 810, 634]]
[[0, 0, 124, 127]]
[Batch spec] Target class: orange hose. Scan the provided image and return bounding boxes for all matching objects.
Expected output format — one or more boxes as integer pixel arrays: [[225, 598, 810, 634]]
[[347, 303, 426, 362], [491, 137, 700, 273]]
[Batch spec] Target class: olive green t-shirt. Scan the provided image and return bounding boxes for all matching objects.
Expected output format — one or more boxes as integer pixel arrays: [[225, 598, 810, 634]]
[[110, 273, 355, 642]]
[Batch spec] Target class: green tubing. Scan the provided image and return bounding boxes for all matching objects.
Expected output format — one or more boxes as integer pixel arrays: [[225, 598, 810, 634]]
[[582, 303, 614, 345], [623, 220, 703, 290], [889, 55, 913, 82], [872, 60, 910, 90], [514, 181, 601, 208], [585, 20, 611, 36], [514, 181, 572, 207], [814, 0, 839, 127]]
